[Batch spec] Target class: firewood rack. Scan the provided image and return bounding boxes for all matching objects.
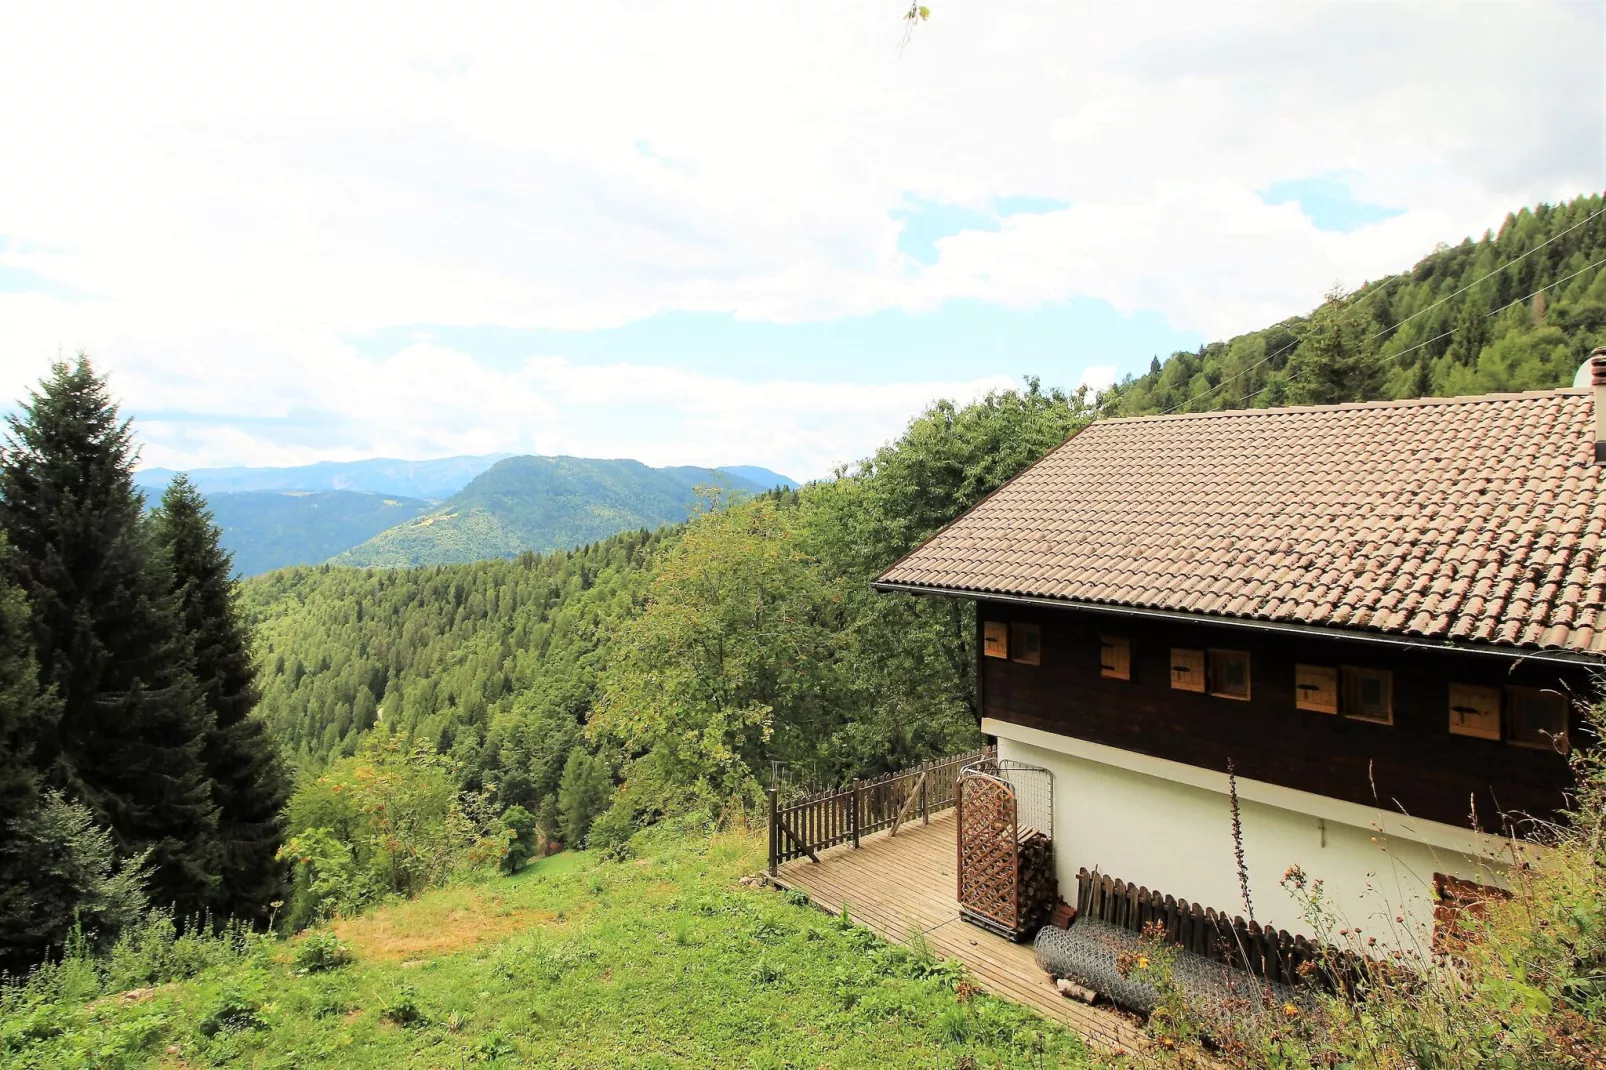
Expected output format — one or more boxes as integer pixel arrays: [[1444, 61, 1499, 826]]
[[956, 758, 1056, 942]]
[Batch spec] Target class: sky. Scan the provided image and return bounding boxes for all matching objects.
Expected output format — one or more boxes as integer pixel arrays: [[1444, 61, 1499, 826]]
[[0, 2, 1600, 482]]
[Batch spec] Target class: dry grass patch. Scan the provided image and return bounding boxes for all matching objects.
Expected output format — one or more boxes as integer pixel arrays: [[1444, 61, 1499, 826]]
[[331, 888, 552, 962]]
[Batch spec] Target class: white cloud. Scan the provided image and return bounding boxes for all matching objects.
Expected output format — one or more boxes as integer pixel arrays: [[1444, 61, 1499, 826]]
[[0, 0, 1598, 473], [67, 324, 1015, 480]]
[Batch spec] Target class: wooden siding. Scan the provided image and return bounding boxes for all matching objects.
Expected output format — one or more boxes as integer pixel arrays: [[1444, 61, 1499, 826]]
[[977, 601, 1586, 833]]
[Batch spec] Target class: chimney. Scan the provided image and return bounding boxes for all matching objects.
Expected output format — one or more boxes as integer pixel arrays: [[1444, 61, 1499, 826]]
[[1595, 347, 1606, 465]]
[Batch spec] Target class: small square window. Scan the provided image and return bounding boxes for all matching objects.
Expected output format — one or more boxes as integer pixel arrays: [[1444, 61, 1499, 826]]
[[1448, 683, 1501, 740], [1170, 648, 1205, 692], [1009, 623, 1041, 665], [1507, 686, 1568, 751], [1208, 649, 1251, 700], [1100, 636, 1131, 680], [1342, 667, 1393, 724], [982, 621, 1008, 659]]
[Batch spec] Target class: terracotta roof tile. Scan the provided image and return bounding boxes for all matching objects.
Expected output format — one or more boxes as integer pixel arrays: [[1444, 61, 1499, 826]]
[[877, 389, 1606, 658]]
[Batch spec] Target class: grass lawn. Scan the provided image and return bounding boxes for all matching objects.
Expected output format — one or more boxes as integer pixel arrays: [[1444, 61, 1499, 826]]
[[1, 828, 1093, 1068]]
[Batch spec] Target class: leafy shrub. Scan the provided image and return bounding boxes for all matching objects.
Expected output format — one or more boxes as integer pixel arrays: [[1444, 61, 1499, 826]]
[[498, 804, 537, 874], [310, 983, 355, 1019], [750, 957, 783, 985], [292, 930, 352, 973], [934, 1004, 971, 1043], [470, 1033, 517, 1061], [379, 982, 425, 1027], [279, 737, 509, 929], [585, 795, 636, 858], [0, 792, 151, 972], [199, 987, 265, 1037]]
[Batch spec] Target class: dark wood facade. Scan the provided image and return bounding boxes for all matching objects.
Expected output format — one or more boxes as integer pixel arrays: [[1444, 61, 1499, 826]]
[[977, 599, 1595, 835]]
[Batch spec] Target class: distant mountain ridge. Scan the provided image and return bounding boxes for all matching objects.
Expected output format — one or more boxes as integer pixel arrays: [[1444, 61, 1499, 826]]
[[138, 453, 798, 575], [335, 456, 784, 568], [136, 454, 512, 501], [206, 490, 433, 576]]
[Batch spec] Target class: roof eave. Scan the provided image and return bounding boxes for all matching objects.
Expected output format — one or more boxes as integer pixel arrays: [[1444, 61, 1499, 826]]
[[870, 579, 1606, 668]]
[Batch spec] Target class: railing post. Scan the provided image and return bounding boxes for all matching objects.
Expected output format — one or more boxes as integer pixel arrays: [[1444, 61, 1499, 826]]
[[920, 760, 930, 825], [768, 785, 779, 876], [851, 778, 860, 849]]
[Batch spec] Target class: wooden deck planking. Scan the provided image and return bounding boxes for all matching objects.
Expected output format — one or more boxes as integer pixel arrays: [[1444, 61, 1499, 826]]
[[775, 810, 1147, 1055]]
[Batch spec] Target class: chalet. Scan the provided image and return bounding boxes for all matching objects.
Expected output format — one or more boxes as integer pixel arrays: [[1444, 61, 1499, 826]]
[[872, 351, 1606, 951]]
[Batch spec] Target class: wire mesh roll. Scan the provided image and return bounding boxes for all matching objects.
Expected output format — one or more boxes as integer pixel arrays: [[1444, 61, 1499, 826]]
[[1034, 919, 1306, 1023]]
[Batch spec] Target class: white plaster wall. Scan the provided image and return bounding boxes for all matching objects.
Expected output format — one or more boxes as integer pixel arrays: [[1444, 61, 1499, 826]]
[[994, 730, 1513, 954]]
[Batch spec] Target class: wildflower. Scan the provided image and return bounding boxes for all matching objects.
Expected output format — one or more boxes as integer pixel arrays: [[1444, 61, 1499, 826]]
[[1136, 955, 1151, 969], [1283, 1003, 1299, 1018]]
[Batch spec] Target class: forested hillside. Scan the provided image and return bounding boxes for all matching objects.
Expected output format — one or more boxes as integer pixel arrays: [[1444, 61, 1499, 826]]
[[244, 530, 666, 792], [205, 490, 432, 576], [242, 382, 1093, 856], [334, 456, 781, 568], [1104, 193, 1605, 415]]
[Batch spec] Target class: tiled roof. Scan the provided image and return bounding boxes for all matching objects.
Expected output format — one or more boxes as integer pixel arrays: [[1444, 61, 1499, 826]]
[[876, 388, 1606, 657]]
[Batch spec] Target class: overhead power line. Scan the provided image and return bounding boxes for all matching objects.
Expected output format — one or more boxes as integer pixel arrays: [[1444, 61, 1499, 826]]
[[1226, 251, 1606, 409], [1157, 200, 1606, 415]]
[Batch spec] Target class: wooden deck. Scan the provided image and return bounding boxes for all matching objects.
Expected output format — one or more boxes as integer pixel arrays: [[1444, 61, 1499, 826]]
[[774, 809, 1148, 1056]]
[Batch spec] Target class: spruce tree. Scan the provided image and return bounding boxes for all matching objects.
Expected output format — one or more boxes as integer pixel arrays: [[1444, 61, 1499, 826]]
[[0, 548, 59, 971], [0, 548, 47, 854], [152, 475, 290, 923], [0, 357, 218, 918]]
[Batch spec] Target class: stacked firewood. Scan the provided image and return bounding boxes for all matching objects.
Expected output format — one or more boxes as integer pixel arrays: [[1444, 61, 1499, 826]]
[[1017, 829, 1057, 930]]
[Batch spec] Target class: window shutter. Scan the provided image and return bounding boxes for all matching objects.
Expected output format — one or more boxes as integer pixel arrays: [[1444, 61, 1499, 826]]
[[1170, 648, 1205, 692], [1099, 636, 1131, 680], [1448, 683, 1501, 740], [983, 621, 1009, 660], [1295, 665, 1339, 714]]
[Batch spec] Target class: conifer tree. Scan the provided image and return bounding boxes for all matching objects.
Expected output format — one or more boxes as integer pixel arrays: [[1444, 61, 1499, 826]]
[[0, 551, 47, 853], [152, 475, 289, 923], [0, 549, 59, 971], [0, 357, 218, 918]]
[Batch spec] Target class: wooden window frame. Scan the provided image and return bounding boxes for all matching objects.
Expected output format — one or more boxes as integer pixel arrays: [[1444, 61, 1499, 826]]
[[1341, 666, 1393, 725], [1207, 648, 1251, 701], [982, 621, 1009, 660], [1294, 664, 1339, 714], [1099, 635, 1131, 681], [1169, 648, 1206, 693], [1009, 623, 1041, 666], [1448, 682, 1502, 741], [1505, 685, 1569, 752]]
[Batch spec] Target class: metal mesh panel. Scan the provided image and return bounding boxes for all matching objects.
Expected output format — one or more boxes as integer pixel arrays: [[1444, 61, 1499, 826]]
[[956, 758, 1056, 939], [1034, 919, 1304, 1022]]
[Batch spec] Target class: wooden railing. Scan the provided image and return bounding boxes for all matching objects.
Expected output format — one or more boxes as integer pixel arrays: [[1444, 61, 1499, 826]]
[[768, 746, 994, 874], [1076, 868, 1366, 991]]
